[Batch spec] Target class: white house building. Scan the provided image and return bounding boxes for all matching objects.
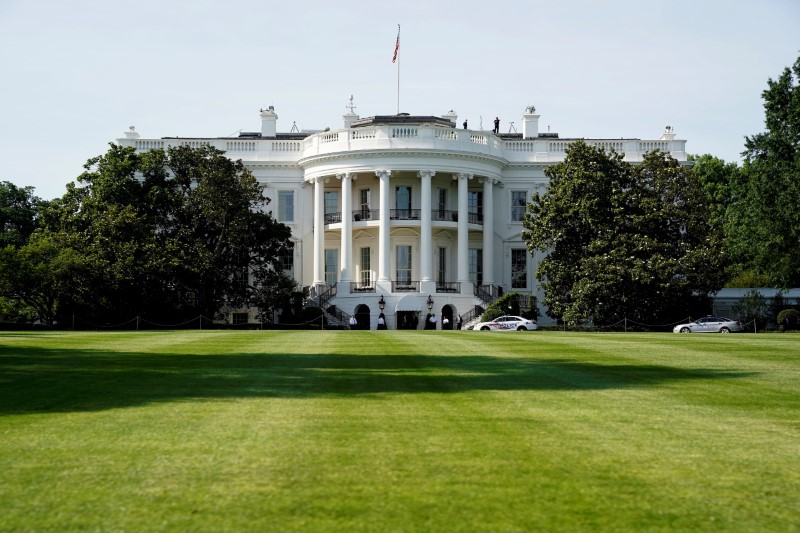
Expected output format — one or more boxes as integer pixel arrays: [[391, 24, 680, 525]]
[[116, 104, 688, 329]]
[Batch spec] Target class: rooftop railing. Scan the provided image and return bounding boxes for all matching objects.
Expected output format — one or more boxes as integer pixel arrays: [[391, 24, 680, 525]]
[[119, 125, 686, 164]]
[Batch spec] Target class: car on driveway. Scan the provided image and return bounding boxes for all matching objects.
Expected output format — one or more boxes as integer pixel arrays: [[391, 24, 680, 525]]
[[673, 316, 743, 333], [474, 315, 538, 331]]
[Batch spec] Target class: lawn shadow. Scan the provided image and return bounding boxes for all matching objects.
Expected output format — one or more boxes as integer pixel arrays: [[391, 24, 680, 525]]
[[0, 345, 755, 415]]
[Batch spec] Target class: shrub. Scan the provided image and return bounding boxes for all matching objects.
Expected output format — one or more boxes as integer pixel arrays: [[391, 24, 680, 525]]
[[777, 309, 800, 331], [732, 289, 769, 331]]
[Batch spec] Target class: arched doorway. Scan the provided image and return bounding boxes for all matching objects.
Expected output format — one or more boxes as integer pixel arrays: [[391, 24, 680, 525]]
[[355, 304, 371, 330], [441, 305, 455, 330]]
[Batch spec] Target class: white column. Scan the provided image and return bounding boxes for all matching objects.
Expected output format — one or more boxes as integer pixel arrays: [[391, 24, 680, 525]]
[[338, 172, 354, 287], [376, 170, 392, 282], [312, 177, 325, 286], [482, 178, 495, 286], [456, 173, 471, 287], [418, 170, 435, 283]]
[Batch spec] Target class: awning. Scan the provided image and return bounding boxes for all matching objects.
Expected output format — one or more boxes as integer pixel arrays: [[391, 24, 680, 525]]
[[394, 294, 424, 312]]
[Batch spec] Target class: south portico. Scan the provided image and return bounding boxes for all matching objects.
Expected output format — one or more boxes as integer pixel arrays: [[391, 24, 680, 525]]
[[303, 164, 502, 327]]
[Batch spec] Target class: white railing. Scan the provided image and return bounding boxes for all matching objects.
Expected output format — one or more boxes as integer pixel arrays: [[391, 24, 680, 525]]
[[135, 140, 164, 151], [391, 127, 418, 138], [120, 125, 685, 164], [226, 140, 256, 152]]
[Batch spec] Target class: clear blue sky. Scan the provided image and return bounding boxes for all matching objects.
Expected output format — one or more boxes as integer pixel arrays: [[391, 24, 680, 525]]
[[1, 0, 798, 200]]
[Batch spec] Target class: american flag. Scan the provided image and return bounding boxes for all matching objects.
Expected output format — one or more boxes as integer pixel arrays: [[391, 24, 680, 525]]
[[392, 25, 399, 63]]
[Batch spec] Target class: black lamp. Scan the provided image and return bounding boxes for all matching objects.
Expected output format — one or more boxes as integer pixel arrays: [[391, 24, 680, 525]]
[[427, 295, 434, 311], [378, 295, 385, 311]]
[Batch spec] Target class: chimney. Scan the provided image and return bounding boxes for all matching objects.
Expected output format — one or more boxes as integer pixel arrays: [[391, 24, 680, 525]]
[[442, 109, 458, 126], [343, 111, 359, 129], [521, 105, 539, 139], [659, 126, 676, 141], [260, 106, 278, 137]]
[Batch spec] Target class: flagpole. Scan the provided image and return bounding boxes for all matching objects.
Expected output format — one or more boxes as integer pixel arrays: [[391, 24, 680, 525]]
[[396, 24, 400, 114]]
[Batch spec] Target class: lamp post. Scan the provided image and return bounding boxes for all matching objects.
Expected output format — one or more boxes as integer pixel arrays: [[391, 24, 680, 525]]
[[378, 295, 386, 311]]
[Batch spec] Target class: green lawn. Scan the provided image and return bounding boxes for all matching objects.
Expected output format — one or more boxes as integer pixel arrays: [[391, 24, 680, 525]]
[[1, 330, 798, 532]]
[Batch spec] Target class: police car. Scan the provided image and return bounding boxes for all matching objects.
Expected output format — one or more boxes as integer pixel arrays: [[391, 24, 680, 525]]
[[474, 315, 538, 331]]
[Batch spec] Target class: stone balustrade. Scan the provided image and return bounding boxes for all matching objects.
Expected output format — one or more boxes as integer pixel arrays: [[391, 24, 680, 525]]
[[119, 124, 686, 164]]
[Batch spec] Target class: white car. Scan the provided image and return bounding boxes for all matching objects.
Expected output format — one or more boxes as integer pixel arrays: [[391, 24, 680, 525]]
[[474, 315, 538, 331], [673, 316, 744, 333]]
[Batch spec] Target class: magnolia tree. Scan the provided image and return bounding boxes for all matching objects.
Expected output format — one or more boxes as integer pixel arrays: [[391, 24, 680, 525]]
[[522, 141, 725, 325]]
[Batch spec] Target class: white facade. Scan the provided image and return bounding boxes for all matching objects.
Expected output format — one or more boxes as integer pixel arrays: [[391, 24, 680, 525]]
[[117, 106, 688, 328]]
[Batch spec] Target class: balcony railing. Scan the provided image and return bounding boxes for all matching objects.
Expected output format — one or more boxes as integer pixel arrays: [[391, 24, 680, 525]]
[[324, 212, 341, 224], [431, 209, 458, 222], [353, 209, 379, 222], [391, 280, 420, 292], [350, 282, 375, 293], [435, 282, 461, 293], [390, 209, 420, 220]]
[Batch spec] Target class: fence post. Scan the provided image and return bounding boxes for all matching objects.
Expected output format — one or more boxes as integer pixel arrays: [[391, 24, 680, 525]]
[[624, 318, 627, 333]]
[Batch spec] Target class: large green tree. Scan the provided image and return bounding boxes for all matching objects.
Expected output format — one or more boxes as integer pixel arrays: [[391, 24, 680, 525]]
[[689, 154, 740, 231], [726, 55, 800, 287], [0, 181, 41, 247], [522, 141, 724, 325], [32, 143, 293, 324]]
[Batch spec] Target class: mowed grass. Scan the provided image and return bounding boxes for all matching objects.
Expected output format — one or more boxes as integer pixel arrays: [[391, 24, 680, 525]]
[[0, 331, 798, 532]]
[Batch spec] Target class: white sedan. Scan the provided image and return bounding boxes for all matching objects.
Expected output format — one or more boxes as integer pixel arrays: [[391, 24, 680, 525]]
[[672, 316, 744, 333], [474, 315, 538, 331]]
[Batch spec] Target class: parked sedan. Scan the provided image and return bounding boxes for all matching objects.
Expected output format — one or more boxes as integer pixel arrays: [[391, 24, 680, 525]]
[[475, 315, 538, 331], [673, 316, 743, 333]]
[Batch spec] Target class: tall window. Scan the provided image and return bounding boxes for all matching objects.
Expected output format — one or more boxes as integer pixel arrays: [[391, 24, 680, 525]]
[[437, 188, 447, 219], [325, 249, 338, 287], [511, 249, 527, 289], [438, 247, 447, 285], [511, 191, 527, 222], [324, 191, 339, 223], [278, 191, 294, 222], [235, 267, 249, 288], [469, 248, 483, 287], [360, 189, 371, 219], [396, 245, 412, 285], [360, 247, 371, 287], [281, 243, 294, 277], [396, 186, 411, 218], [468, 190, 483, 223]]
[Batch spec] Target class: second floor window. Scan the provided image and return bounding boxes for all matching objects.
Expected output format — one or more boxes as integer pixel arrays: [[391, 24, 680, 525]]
[[324, 191, 339, 223], [278, 191, 294, 222], [469, 190, 483, 223], [511, 191, 527, 222]]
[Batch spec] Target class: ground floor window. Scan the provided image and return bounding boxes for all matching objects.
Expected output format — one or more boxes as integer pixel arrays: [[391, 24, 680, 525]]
[[469, 248, 483, 286], [437, 247, 447, 284], [396, 245, 412, 284], [325, 249, 338, 286], [282, 243, 294, 278], [232, 312, 249, 325], [360, 247, 371, 287], [511, 249, 527, 289]]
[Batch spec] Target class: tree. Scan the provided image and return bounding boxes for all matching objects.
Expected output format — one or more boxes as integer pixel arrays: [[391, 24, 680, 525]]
[[0, 181, 41, 247], [33, 143, 293, 324], [0, 235, 93, 326], [732, 289, 769, 331], [689, 154, 739, 231], [726, 54, 800, 287], [522, 140, 724, 325]]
